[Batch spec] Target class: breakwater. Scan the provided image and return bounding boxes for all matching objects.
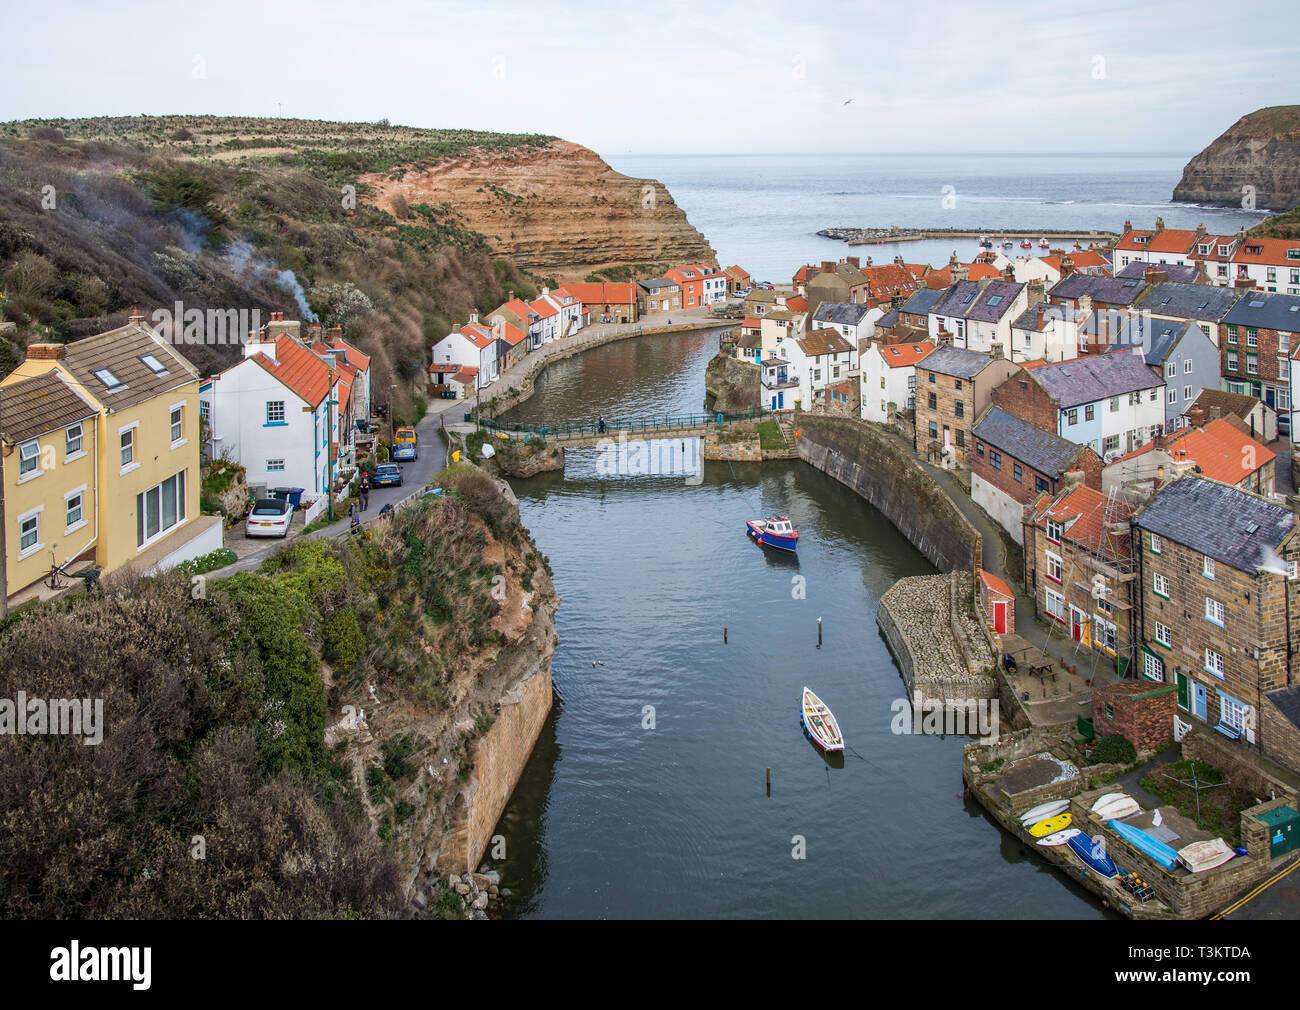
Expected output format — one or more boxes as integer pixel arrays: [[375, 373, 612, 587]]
[[818, 226, 1119, 245]]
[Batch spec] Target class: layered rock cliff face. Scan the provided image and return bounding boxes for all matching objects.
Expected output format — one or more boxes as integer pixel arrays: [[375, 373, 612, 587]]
[[361, 140, 716, 279], [1173, 106, 1300, 211]]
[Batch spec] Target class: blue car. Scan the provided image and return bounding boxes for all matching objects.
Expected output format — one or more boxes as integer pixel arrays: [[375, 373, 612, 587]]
[[372, 463, 403, 488], [392, 441, 417, 462]]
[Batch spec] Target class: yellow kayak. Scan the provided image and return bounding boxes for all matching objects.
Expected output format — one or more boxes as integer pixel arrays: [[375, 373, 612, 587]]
[[1028, 812, 1073, 838]]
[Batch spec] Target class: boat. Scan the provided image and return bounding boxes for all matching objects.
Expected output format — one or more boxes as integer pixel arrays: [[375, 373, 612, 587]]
[[747, 515, 799, 552], [1039, 237, 1049, 248], [1178, 838, 1237, 873], [1090, 792, 1127, 812], [1037, 828, 1081, 847], [801, 687, 844, 753], [1020, 239, 1032, 249], [978, 234, 992, 248], [1067, 832, 1119, 877], [1020, 799, 1069, 825], [1094, 796, 1142, 821], [1001, 239, 1013, 248], [1028, 812, 1072, 838], [1109, 819, 1179, 871]]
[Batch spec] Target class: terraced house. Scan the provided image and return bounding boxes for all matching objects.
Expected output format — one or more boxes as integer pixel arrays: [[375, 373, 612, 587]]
[[1, 312, 218, 592], [913, 344, 1016, 464], [1221, 290, 1300, 420], [1132, 477, 1300, 765], [1134, 280, 1239, 350], [927, 277, 1035, 358]]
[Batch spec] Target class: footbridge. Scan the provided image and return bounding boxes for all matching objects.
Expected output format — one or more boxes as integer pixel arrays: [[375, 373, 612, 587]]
[[475, 408, 774, 447]]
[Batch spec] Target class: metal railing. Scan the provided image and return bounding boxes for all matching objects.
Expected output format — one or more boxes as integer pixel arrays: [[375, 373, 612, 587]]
[[475, 407, 773, 440]]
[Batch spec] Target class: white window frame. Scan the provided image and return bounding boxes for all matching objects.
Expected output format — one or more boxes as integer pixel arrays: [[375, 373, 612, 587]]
[[1143, 651, 1164, 682], [1154, 621, 1172, 647], [1204, 648, 1226, 679], [64, 484, 87, 534], [119, 420, 139, 474], [17, 439, 40, 481], [15, 505, 43, 559], [169, 401, 186, 448], [65, 423, 84, 459], [1045, 587, 1066, 622], [1153, 572, 1170, 598], [1150, 534, 1162, 554], [1203, 556, 1215, 579], [1205, 596, 1225, 626], [266, 459, 286, 472], [1045, 551, 1063, 583]]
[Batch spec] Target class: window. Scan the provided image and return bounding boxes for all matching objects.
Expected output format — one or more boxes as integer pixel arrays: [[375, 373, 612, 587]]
[[1205, 648, 1225, 678], [928, 421, 938, 439], [92, 367, 123, 390], [140, 353, 169, 375], [927, 392, 937, 409], [1046, 552, 1063, 583], [267, 459, 286, 472], [954, 400, 964, 419], [928, 372, 936, 384], [955, 429, 965, 448], [1035, 476, 1050, 494], [1221, 693, 1249, 734], [1046, 519, 1063, 543], [1246, 355, 1258, 375], [1085, 404, 1094, 421], [1246, 327, 1258, 348], [1289, 560, 1298, 581], [1168, 389, 1177, 405], [1109, 397, 1120, 412], [1045, 588, 1066, 622], [65, 423, 82, 456], [1183, 385, 1193, 401], [1203, 556, 1215, 579], [135, 470, 187, 548], [170, 406, 183, 444], [1227, 351, 1239, 371], [1093, 616, 1117, 653], [1227, 325, 1238, 345], [1013, 462, 1023, 482], [976, 442, 985, 459], [1065, 408, 1078, 426], [1166, 362, 1176, 379], [66, 492, 83, 529], [954, 379, 963, 391], [1150, 534, 1162, 554], [18, 440, 39, 478], [120, 429, 134, 468], [18, 513, 39, 553], [1143, 651, 1164, 682], [1184, 359, 1193, 374], [1150, 389, 1159, 403], [1155, 621, 1172, 648], [266, 401, 286, 425], [1205, 597, 1225, 626], [1153, 572, 1170, 598], [989, 450, 1002, 470]]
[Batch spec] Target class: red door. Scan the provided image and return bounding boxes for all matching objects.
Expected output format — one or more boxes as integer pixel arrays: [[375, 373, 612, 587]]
[[993, 601, 1007, 634]]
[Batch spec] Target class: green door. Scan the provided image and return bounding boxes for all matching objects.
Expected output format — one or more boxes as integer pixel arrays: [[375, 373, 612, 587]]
[[1177, 671, 1189, 711]]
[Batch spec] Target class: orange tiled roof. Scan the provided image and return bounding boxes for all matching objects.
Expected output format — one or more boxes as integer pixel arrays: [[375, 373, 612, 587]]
[[559, 282, 636, 306], [1164, 419, 1274, 483], [1116, 229, 1155, 252], [1145, 229, 1199, 255], [785, 295, 808, 312], [980, 569, 1014, 599], [879, 342, 935, 367], [1040, 485, 1132, 560], [1234, 237, 1300, 266], [249, 336, 335, 408]]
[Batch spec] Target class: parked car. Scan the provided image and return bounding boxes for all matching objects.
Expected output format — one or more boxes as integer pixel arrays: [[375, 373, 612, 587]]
[[372, 463, 404, 487], [245, 497, 293, 538], [393, 425, 418, 460]]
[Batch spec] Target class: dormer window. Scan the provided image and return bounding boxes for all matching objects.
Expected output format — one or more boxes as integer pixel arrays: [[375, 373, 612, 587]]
[[92, 367, 124, 390]]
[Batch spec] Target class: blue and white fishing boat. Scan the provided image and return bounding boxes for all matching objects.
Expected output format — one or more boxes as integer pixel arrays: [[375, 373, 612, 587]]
[[801, 687, 844, 753], [747, 515, 799, 552]]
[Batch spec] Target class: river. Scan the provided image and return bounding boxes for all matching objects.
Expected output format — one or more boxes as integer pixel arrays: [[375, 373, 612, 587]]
[[491, 328, 1108, 919]]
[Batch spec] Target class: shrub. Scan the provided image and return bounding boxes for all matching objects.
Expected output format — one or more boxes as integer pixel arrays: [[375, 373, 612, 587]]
[[1091, 733, 1136, 766], [321, 607, 365, 673]]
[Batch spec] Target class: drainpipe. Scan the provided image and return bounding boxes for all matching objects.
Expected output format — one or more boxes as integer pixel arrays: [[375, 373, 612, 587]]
[[1132, 517, 1145, 681]]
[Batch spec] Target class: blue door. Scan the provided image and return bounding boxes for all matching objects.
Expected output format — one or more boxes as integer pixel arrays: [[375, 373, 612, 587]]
[[1192, 682, 1208, 720], [777, 391, 784, 409]]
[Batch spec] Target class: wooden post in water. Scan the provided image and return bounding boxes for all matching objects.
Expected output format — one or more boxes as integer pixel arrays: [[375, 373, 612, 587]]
[[817, 617, 822, 647], [724, 627, 727, 644], [766, 767, 771, 796]]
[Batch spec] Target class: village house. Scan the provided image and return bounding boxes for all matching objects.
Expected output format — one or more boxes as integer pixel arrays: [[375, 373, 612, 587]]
[[305, 320, 373, 431], [990, 350, 1165, 461], [927, 277, 1036, 357], [913, 345, 1017, 464], [557, 282, 638, 324], [637, 277, 682, 314], [1047, 272, 1151, 316], [731, 327, 763, 363], [760, 356, 799, 411], [490, 294, 544, 351], [759, 308, 808, 359], [971, 406, 1102, 544], [805, 259, 868, 318], [811, 302, 877, 349], [1104, 416, 1275, 499], [204, 322, 348, 499], [538, 287, 585, 336], [1222, 290, 1300, 424], [1008, 302, 1083, 364], [723, 265, 751, 295], [744, 287, 780, 317], [822, 378, 859, 418], [1024, 483, 1135, 670], [1189, 230, 1244, 285], [1116, 261, 1208, 285], [786, 329, 856, 409], [1187, 387, 1276, 444], [1229, 236, 1300, 294], [859, 339, 934, 424], [791, 264, 817, 296], [1108, 314, 1220, 431], [4, 312, 219, 586], [663, 264, 727, 308], [921, 257, 1002, 289], [1131, 476, 1299, 754], [0, 370, 100, 602], [430, 317, 498, 388]]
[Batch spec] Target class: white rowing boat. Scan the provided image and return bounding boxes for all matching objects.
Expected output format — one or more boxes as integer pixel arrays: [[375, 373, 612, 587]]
[[1020, 799, 1069, 825], [1178, 838, 1237, 873], [801, 687, 844, 753]]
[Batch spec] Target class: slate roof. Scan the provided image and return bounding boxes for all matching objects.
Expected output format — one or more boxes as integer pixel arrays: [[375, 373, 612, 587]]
[[1138, 281, 1238, 321], [965, 280, 1024, 323], [930, 280, 981, 318], [972, 407, 1084, 478], [876, 308, 900, 329], [1266, 685, 1300, 733], [1134, 476, 1294, 571], [1029, 350, 1162, 408], [1049, 273, 1149, 306], [1116, 262, 1203, 284], [62, 323, 199, 411], [901, 287, 943, 316], [1222, 291, 1300, 331], [921, 344, 994, 380], [638, 277, 679, 293], [813, 302, 872, 326], [0, 369, 98, 444], [1110, 317, 1196, 367]]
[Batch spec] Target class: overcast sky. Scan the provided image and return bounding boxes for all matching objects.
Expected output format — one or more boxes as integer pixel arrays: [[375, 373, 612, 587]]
[[4, 0, 1296, 155]]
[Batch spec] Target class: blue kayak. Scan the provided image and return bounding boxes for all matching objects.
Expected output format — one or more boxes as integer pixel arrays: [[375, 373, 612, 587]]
[[1108, 819, 1179, 871], [1067, 832, 1119, 877]]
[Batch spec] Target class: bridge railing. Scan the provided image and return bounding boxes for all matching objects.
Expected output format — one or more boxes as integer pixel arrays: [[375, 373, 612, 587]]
[[476, 407, 772, 440]]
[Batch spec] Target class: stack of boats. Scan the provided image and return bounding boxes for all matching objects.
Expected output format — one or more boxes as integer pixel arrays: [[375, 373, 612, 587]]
[[1021, 791, 1238, 878]]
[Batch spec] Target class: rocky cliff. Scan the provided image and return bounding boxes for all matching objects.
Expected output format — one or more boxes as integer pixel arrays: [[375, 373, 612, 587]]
[[361, 139, 716, 279], [1173, 106, 1300, 211]]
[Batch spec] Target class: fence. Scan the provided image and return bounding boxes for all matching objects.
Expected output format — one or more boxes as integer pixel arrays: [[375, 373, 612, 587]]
[[474, 407, 773, 440]]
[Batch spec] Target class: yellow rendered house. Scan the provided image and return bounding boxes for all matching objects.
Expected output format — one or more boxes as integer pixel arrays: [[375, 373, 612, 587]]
[[1, 312, 222, 603]]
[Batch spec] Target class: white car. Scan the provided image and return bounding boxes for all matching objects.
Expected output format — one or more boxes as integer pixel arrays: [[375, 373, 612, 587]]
[[245, 497, 293, 538]]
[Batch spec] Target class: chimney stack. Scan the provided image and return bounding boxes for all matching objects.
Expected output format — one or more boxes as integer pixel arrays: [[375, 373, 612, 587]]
[[24, 342, 67, 361], [1064, 469, 1085, 489], [128, 305, 144, 327], [1060, 256, 1075, 277], [846, 256, 860, 269], [1196, 222, 1206, 238]]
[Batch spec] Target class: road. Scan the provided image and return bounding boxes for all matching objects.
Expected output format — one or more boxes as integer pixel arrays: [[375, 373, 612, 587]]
[[222, 400, 455, 575]]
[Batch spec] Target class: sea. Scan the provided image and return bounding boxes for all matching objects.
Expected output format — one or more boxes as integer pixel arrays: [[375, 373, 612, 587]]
[[605, 152, 1269, 284]]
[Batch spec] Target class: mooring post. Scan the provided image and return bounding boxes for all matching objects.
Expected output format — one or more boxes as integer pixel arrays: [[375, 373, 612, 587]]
[[818, 616, 822, 647], [766, 767, 771, 796]]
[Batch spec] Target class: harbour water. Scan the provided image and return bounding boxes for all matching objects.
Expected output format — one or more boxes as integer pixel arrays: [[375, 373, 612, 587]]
[[606, 152, 1269, 283], [491, 328, 1110, 918]]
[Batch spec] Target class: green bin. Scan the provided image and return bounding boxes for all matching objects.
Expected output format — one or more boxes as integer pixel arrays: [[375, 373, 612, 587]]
[[1257, 807, 1300, 857]]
